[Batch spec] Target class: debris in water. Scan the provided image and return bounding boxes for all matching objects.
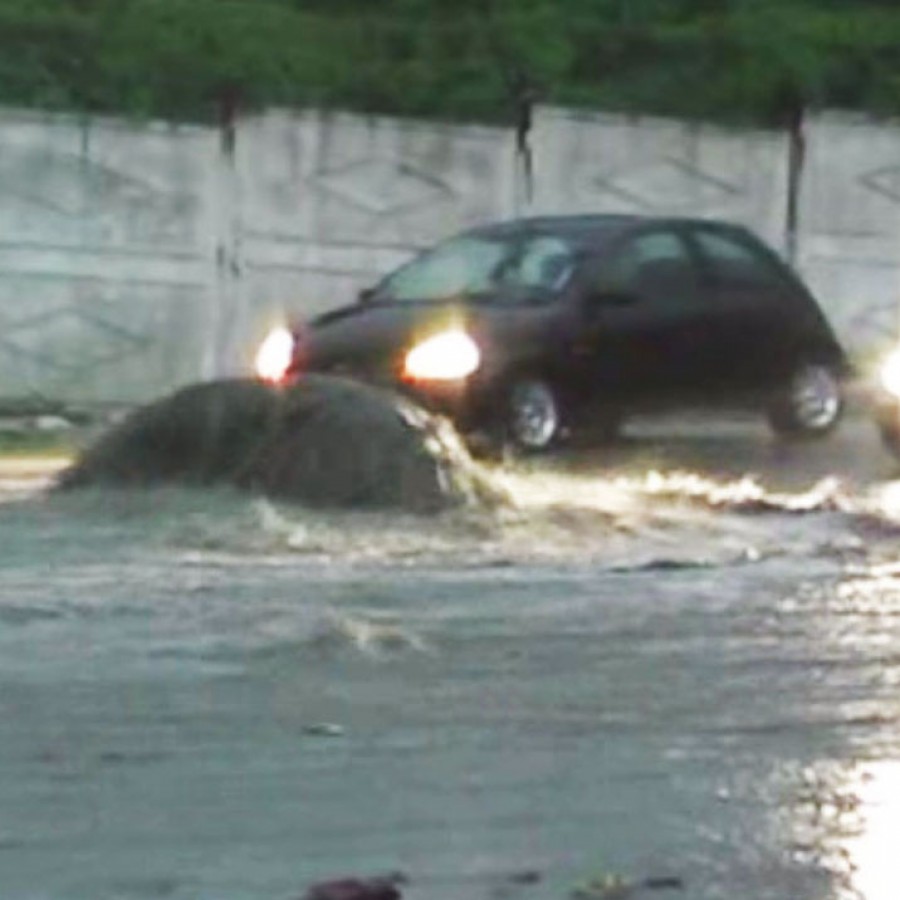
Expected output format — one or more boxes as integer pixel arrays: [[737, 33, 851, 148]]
[[316, 611, 430, 658], [302, 873, 406, 900], [571, 873, 634, 899], [300, 723, 345, 738], [641, 876, 685, 892], [608, 557, 716, 574], [571, 872, 685, 898], [489, 869, 543, 899], [506, 870, 542, 885]]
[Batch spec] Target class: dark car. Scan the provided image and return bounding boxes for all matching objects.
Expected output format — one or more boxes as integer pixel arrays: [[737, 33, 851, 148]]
[[256, 214, 850, 451]]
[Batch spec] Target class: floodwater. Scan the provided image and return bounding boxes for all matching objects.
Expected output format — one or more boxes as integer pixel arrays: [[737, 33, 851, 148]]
[[4, 416, 900, 900]]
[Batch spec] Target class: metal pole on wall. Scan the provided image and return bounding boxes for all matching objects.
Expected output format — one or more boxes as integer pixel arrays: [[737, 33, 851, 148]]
[[481, 0, 536, 215], [209, 83, 245, 378], [785, 103, 805, 266], [513, 82, 536, 215]]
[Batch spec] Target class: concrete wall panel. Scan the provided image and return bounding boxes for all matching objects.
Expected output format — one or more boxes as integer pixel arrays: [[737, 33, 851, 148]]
[[531, 107, 789, 251], [0, 110, 217, 405], [798, 113, 900, 357]]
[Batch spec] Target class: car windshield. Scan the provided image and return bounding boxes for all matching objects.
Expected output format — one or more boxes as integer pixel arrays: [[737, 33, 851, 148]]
[[378, 233, 576, 302]]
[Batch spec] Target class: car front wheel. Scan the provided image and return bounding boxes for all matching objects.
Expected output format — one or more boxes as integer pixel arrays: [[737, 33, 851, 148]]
[[767, 362, 843, 439], [505, 378, 563, 452]]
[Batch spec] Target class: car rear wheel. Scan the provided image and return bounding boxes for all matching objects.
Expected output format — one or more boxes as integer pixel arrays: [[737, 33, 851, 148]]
[[767, 362, 843, 439], [505, 378, 563, 452]]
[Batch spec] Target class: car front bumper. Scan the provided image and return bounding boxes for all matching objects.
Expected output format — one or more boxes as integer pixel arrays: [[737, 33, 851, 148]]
[[395, 374, 501, 434]]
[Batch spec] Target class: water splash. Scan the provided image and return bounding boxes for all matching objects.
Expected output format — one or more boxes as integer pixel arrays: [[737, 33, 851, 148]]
[[222, 463, 864, 571], [313, 609, 432, 658], [0, 457, 67, 504], [4, 449, 894, 572]]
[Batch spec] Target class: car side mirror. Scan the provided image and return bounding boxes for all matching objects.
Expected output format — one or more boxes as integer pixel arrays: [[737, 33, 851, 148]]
[[357, 286, 376, 304]]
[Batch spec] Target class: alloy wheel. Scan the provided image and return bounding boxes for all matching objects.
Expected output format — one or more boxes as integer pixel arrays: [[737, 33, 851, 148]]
[[508, 379, 561, 451], [789, 364, 842, 432]]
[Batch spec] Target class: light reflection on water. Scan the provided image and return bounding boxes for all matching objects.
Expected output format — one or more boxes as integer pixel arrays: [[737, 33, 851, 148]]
[[870, 481, 900, 523], [789, 760, 900, 900], [781, 558, 900, 900], [847, 761, 900, 900]]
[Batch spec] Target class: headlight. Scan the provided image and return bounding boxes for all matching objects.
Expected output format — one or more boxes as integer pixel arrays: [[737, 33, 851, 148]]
[[255, 326, 295, 383], [881, 348, 900, 398], [403, 329, 481, 381]]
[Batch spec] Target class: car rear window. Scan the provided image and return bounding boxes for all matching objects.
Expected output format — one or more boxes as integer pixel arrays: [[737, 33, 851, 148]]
[[693, 229, 791, 292]]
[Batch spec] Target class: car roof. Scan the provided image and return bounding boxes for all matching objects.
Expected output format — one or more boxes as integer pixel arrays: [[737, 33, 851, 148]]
[[471, 214, 638, 240], [469, 214, 752, 245]]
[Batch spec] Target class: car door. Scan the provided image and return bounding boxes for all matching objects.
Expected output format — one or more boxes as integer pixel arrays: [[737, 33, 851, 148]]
[[687, 224, 801, 392], [572, 226, 720, 407]]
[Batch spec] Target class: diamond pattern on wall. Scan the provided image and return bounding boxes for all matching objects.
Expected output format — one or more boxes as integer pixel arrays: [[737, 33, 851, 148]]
[[0, 149, 161, 217], [0, 147, 202, 248], [584, 157, 742, 212], [859, 165, 900, 205], [0, 305, 150, 375], [310, 157, 456, 216]]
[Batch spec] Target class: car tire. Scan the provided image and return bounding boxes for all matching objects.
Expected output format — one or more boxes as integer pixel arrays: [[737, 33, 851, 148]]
[[504, 378, 563, 452], [767, 362, 844, 439]]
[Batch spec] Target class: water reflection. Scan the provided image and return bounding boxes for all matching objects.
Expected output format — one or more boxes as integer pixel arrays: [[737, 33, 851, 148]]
[[844, 761, 900, 900], [791, 760, 900, 900]]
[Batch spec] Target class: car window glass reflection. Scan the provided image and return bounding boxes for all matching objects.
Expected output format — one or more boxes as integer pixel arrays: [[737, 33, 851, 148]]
[[381, 235, 575, 302], [694, 230, 785, 290], [602, 231, 696, 305], [612, 232, 687, 280], [384, 237, 506, 301], [501, 236, 574, 290]]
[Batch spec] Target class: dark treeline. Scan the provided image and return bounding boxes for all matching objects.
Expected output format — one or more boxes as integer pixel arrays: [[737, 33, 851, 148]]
[[0, 0, 898, 127]]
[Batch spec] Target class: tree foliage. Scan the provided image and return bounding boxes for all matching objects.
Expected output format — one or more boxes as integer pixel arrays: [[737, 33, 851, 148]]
[[0, 0, 898, 126]]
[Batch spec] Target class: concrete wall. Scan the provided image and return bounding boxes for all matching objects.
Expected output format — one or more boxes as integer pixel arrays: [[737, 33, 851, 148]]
[[531, 107, 789, 250], [0, 104, 898, 407], [798, 114, 900, 360], [0, 110, 219, 407]]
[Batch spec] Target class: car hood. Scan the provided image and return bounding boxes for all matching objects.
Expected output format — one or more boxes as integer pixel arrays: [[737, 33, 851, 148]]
[[299, 301, 446, 373], [299, 297, 518, 377]]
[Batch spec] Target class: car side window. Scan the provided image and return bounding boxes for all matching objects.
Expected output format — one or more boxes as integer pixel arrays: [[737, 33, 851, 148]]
[[500, 236, 574, 291], [383, 236, 506, 300], [602, 231, 698, 304], [693, 229, 789, 291]]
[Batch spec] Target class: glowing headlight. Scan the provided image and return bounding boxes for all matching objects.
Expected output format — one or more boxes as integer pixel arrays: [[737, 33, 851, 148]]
[[255, 326, 295, 383], [881, 348, 900, 398], [403, 329, 481, 381]]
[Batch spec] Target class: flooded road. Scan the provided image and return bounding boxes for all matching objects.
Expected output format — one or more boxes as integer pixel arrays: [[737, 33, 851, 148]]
[[3, 415, 900, 900]]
